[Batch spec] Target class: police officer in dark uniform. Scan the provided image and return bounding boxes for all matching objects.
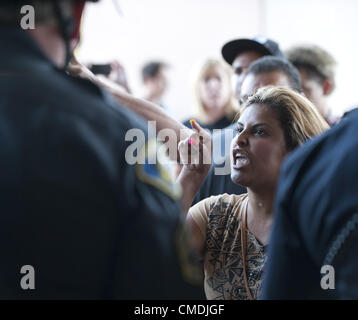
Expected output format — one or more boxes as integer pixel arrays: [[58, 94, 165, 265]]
[[261, 108, 358, 299], [0, 0, 203, 299]]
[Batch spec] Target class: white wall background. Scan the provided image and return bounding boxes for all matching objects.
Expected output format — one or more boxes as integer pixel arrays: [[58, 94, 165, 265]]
[[77, 0, 358, 121]]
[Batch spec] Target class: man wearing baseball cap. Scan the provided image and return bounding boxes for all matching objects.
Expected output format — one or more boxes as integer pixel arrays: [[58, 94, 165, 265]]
[[221, 36, 285, 102]]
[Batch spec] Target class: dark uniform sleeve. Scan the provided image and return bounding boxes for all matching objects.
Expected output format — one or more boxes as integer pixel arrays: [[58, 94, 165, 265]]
[[262, 111, 358, 299], [331, 223, 358, 299], [260, 162, 324, 299]]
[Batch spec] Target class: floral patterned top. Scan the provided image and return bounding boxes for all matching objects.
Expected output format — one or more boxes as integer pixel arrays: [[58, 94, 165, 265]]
[[189, 193, 267, 300]]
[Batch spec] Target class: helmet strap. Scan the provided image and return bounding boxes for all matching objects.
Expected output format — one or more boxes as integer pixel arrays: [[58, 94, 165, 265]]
[[52, 1, 82, 69]]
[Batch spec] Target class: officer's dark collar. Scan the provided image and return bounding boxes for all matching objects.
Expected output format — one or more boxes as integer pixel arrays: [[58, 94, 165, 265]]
[[0, 26, 61, 73], [0, 26, 116, 104], [342, 107, 358, 120]]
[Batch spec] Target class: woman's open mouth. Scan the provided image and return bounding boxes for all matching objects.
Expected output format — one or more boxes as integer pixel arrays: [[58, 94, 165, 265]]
[[232, 150, 249, 169]]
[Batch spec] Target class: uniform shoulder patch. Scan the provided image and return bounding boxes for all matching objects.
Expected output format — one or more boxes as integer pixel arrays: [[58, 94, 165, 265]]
[[136, 139, 182, 200]]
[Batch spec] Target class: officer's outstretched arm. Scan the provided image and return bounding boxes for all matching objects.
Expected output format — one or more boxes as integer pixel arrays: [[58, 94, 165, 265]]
[[68, 57, 193, 155], [110, 89, 191, 142]]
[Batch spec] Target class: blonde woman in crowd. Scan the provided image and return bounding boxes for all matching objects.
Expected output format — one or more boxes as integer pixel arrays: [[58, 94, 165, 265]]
[[183, 58, 238, 132]]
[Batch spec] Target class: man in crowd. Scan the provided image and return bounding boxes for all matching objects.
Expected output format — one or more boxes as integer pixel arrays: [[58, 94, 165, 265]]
[[0, 0, 203, 299], [286, 44, 338, 125], [221, 36, 285, 103], [141, 61, 170, 109]]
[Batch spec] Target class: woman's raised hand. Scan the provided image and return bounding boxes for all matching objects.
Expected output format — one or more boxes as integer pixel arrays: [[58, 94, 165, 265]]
[[178, 120, 212, 175]]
